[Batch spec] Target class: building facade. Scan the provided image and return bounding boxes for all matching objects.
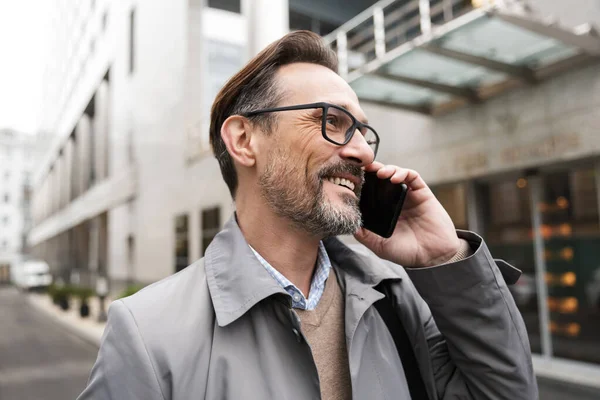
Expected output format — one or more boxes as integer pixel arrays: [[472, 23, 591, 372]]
[[30, 0, 600, 387], [0, 129, 34, 284], [325, 0, 600, 388], [31, 0, 382, 288]]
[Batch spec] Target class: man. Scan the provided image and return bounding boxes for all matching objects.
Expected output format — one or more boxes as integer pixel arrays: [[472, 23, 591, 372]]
[[78, 31, 536, 399]]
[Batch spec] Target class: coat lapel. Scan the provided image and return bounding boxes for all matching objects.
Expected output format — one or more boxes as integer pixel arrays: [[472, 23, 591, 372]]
[[204, 216, 288, 327]]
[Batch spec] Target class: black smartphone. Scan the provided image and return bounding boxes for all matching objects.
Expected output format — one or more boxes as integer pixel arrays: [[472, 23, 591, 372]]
[[359, 171, 408, 238]]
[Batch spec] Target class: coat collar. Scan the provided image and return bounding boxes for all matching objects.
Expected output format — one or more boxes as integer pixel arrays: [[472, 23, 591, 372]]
[[204, 215, 403, 327]]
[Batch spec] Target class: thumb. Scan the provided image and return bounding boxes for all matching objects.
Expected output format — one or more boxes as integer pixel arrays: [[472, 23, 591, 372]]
[[354, 227, 384, 254]]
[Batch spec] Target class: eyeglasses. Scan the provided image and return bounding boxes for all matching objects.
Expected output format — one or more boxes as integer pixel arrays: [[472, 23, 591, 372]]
[[241, 102, 380, 159]]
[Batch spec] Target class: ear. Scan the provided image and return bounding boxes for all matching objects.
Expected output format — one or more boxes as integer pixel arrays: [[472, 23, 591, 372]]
[[221, 116, 257, 167]]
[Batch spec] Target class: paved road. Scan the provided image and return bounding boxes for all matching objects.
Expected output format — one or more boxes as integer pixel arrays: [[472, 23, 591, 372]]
[[0, 286, 97, 400], [1, 286, 599, 400]]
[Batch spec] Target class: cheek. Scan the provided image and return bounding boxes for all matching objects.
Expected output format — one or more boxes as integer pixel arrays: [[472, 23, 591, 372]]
[[254, 142, 275, 175], [292, 124, 338, 172]]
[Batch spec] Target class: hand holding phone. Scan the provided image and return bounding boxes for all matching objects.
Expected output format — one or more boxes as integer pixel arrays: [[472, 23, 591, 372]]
[[359, 171, 408, 238]]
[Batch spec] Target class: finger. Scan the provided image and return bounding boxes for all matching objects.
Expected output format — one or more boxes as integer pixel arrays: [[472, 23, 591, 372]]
[[375, 165, 397, 180], [364, 161, 385, 173], [390, 168, 409, 184], [354, 227, 384, 249], [399, 168, 428, 190], [384, 166, 428, 190]]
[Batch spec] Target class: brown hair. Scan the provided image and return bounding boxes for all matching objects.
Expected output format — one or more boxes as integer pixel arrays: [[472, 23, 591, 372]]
[[209, 30, 338, 198]]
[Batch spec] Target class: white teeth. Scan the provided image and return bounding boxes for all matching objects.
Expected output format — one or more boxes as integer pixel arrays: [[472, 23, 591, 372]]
[[325, 176, 355, 192]]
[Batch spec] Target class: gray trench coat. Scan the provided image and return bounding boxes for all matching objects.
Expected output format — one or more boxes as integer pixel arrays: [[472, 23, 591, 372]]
[[78, 216, 537, 399]]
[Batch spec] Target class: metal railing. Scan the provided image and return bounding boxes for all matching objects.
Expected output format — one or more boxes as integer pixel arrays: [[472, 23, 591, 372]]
[[323, 0, 523, 79]]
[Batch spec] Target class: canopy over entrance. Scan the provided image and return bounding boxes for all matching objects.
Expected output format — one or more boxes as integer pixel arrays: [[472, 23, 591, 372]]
[[323, 0, 600, 115]]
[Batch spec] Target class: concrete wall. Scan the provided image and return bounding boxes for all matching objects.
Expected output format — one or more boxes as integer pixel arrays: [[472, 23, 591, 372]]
[[131, 4, 242, 282], [129, 0, 197, 282], [526, 0, 600, 28]]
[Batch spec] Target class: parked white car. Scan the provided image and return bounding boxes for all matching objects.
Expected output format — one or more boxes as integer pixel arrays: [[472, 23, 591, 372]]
[[14, 260, 52, 291]]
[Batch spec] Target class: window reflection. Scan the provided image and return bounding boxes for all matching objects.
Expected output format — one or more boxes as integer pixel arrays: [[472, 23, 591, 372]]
[[541, 169, 600, 364], [479, 177, 541, 354]]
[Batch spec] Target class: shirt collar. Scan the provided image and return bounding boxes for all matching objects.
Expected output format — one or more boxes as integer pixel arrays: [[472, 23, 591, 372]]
[[249, 242, 331, 310]]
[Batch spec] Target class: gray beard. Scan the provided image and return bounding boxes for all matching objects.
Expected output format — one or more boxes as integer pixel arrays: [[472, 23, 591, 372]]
[[259, 152, 362, 238]]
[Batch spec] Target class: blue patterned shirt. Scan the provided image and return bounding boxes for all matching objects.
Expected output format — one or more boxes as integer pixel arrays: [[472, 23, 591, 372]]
[[249, 242, 331, 310]]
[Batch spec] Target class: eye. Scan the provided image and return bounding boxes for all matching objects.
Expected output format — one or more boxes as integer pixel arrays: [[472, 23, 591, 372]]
[[326, 115, 339, 126]]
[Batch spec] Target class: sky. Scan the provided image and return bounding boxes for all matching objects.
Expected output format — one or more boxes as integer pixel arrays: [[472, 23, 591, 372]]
[[0, 1, 50, 134]]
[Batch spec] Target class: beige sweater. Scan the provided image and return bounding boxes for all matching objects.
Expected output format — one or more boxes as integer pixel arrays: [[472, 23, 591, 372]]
[[295, 269, 352, 400], [293, 240, 472, 399]]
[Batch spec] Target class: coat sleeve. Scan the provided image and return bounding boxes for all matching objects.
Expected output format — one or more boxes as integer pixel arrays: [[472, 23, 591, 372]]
[[77, 300, 166, 400], [404, 231, 538, 400]]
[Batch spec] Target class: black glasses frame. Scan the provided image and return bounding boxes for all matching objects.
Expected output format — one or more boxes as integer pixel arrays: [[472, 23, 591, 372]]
[[241, 102, 380, 158]]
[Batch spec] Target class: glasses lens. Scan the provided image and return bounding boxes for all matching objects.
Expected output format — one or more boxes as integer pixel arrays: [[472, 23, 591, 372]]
[[323, 106, 379, 158], [324, 107, 354, 145], [361, 127, 379, 157]]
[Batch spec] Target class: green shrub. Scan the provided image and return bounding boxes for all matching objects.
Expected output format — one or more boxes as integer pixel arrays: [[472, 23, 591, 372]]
[[118, 284, 145, 299], [72, 286, 96, 302], [48, 285, 71, 310], [47, 283, 57, 299]]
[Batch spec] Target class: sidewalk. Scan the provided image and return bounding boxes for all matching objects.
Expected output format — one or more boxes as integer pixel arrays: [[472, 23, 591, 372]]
[[26, 292, 108, 347]]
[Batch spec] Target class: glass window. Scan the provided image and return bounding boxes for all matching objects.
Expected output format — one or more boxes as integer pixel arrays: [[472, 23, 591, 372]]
[[205, 40, 244, 117], [479, 177, 541, 354], [540, 168, 600, 364], [3, 194, 8, 203], [174, 214, 189, 273], [431, 183, 468, 230], [207, 0, 241, 14], [201, 207, 221, 256]]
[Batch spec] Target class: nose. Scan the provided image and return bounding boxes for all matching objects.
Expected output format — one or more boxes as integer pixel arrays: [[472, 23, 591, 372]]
[[338, 128, 375, 166]]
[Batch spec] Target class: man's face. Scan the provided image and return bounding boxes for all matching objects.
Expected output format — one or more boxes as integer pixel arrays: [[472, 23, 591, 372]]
[[256, 63, 375, 238]]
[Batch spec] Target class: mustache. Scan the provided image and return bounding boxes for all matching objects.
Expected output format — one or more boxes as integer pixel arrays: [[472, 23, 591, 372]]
[[317, 162, 365, 191]]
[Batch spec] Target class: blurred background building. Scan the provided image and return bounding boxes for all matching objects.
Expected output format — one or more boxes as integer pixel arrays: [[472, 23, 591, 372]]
[[26, 0, 600, 390], [0, 129, 35, 285]]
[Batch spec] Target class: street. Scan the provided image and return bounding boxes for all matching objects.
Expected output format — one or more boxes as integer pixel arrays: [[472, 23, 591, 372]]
[[0, 287, 97, 400], [1, 286, 600, 400]]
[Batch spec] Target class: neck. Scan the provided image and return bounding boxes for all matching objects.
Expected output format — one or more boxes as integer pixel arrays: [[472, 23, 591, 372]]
[[236, 193, 321, 298]]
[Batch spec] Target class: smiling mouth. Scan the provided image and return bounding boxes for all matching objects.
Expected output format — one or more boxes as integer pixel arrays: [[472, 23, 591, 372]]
[[325, 177, 356, 192]]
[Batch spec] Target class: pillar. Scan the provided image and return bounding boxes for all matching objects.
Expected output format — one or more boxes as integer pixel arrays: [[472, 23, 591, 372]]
[[94, 81, 110, 181], [243, 0, 289, 57]]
